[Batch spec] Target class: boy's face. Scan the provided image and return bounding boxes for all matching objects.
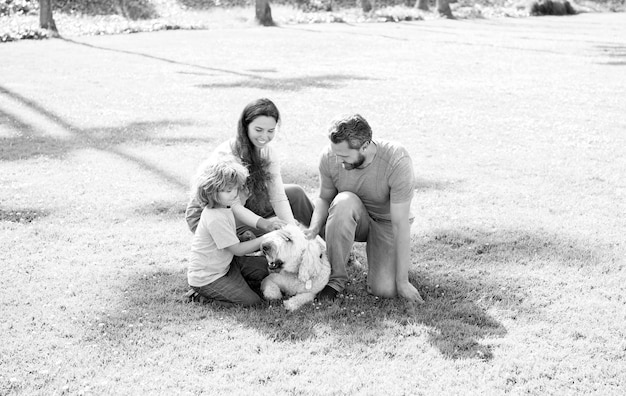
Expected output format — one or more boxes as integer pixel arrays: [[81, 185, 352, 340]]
[[217, 186, 239, 207]]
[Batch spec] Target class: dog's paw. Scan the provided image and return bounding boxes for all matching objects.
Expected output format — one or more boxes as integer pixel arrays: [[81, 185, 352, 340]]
[[261, 281, 283, 300], [283, 298, 302, 312]]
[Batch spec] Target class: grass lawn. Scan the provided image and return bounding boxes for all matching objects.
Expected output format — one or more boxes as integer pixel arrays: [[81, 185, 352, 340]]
[[1, 12, 625, 395]]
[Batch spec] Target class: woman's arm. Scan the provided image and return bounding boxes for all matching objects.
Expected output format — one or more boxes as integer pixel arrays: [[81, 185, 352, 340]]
[[265, 146, 296, 223], [185, 197, 202, 233]]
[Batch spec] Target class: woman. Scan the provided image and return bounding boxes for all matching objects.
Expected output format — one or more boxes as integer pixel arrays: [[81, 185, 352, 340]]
[[186, 98, 314, 239]]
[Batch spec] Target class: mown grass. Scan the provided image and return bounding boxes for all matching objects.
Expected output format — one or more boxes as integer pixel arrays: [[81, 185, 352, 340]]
[[1, 12, 625, 395]]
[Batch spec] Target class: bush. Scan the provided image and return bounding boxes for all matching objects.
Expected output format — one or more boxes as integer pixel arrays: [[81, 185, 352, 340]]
[[0, 0, 37, 16], [528, 0, 577, 15]]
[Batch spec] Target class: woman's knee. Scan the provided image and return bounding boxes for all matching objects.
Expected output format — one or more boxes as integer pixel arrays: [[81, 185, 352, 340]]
[[284, 184, 306, 198], [285, 184, 313, 225]]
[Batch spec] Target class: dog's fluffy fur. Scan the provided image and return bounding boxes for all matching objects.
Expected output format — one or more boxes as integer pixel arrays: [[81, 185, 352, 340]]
[[260, 224, 331, 311]]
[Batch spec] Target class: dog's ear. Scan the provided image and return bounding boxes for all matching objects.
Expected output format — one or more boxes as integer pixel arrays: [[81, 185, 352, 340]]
[[298, 239, 322, 283]]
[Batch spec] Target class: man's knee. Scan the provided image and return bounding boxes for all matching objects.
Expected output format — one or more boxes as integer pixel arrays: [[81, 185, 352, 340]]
[[367, 281, 397, 299], [329, 192, 362, 219], [367, 265, 397, 298]]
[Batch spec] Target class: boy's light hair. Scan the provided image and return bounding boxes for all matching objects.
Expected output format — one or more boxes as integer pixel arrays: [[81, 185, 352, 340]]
[[192, 155, 249, 209]]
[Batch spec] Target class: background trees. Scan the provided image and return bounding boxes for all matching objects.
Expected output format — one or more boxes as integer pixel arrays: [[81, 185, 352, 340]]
[[255, 0, 274, 26], [38, 0, 59, 37], [416, 0, 455, 18]]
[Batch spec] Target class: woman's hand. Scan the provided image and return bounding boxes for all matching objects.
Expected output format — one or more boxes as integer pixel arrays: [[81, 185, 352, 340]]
[[257, 217, 287, 232]]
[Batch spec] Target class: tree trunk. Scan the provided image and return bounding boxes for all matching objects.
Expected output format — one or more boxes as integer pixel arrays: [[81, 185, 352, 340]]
[[360, 0, 373, 12], [39, 0, 60, 37], [416, 0, 429, 11], [436, 0, 454, 18], [255, 0, 274, 26]]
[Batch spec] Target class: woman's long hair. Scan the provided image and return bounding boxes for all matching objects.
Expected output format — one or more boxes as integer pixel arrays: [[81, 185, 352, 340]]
[[233, 98, 280, 217]]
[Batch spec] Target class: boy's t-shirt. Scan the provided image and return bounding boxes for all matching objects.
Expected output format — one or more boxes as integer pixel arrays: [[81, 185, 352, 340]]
[[188, 207, 240, 287]]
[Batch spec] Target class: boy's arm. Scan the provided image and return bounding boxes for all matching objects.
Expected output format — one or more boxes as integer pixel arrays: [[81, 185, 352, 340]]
[[231, 201, 286, 232], [225, 229, 287, 256], [224, 237, 265, 256]]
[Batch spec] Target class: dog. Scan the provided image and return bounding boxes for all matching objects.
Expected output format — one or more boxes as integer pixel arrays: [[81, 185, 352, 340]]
[[260, 224, 331, 311]]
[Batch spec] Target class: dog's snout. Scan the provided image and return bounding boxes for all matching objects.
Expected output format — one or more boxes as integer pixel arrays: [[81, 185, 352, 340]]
[[261, 242, 271, 254], [268, 259, 284, 270]]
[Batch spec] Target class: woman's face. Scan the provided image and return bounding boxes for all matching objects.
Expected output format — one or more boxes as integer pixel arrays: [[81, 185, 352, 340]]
[[247, 116, 277, 150]]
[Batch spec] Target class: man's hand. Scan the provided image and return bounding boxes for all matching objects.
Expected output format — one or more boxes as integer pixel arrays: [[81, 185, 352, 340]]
[[397, 281, 424, 304], [303, 227, 320, 240]]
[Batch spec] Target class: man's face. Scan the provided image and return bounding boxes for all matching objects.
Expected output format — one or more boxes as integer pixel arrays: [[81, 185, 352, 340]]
[[331, 141, 365, 170]]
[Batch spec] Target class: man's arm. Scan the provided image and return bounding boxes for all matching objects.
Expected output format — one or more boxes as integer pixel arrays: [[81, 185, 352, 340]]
[[303, 196, 330, 239], [304, 149, 336, 239], [390, 200, 424, 303]]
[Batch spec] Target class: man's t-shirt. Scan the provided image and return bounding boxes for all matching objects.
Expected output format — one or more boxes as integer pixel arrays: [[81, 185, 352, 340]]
[[188, 207, 240, 287], [318, 139, 415, 222]]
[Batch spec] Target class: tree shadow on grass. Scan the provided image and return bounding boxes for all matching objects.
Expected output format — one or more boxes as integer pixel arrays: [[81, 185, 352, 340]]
[[132, 199, 188, 218], [114, 256, 504, 360], [61, 38, 264, 80], [196, 74, 372, 92], [281, 163, 458, 194], [0, 207, 49, 223], [176, 0, 227, 10], [419, 227, 606, 270], [280, 24, 411, 42], [115, 226, 603, 361], [60, 39, 373, 93], [205, 228, 603, 358], [0, 84, 215, 189], [596, 44, 626, 66], [414, 176, 459, 191]]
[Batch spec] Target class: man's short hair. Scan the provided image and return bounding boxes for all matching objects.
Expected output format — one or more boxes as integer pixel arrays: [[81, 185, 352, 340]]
[[328, 114, 372, 149]]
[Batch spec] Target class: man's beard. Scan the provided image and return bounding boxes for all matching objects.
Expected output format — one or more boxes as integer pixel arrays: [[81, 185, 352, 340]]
[[342, 153, 365, 170]]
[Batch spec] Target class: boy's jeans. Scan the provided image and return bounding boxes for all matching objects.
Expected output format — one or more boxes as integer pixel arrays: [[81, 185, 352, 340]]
[[192, 255, 268, 307]]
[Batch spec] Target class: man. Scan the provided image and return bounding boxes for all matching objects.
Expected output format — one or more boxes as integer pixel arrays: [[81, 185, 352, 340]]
[[303, 114, 424, 303]]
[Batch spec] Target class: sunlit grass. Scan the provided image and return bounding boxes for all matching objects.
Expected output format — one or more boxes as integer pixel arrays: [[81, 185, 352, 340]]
[[1, 12, 625, 395]]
